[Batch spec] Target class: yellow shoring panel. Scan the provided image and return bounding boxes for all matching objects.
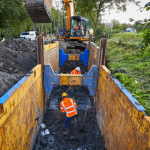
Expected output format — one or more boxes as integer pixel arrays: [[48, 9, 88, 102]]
[[60, 74, 68, 86], [44, 44, 50, 51], [44, 41, 59, 51], [94, 50, 97, 59], [49, 41, 58, 50], [60, 74, 82, 86]]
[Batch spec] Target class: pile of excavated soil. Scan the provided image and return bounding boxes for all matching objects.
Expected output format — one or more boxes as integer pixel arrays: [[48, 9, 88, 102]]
[[0, 39, 37, 97], [33, 85, 106, 150]]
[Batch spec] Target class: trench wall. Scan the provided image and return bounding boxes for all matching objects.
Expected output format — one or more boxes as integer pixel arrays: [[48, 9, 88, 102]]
[[96, 65, 150, 150], [0, 65, 44, 150], [44, 41, 59, 73]]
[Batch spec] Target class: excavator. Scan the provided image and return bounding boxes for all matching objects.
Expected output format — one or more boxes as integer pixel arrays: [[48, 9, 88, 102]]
[[25, 0, 93, 48], [59, 0, 93, 41]]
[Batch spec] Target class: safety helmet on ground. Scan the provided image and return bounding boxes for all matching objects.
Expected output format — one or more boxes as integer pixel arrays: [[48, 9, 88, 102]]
[[62, 92, 68, 98], [76, 67, 81, 72]]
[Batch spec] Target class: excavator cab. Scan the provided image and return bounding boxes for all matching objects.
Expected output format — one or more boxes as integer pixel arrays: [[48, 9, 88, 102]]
[[70, 16, 89, 38]]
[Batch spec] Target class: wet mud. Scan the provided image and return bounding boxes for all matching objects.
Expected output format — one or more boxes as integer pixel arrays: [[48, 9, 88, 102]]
[[33, 85, 106, 150]]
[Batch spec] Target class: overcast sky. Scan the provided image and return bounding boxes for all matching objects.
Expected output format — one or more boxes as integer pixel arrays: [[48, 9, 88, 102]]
[[101, 0, 150, 24]]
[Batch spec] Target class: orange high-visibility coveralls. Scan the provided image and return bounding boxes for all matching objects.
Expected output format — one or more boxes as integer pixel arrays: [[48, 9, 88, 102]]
[[68, 69, 81, 91], [60, 98, 77, 117], [71, 69, 81, 75]]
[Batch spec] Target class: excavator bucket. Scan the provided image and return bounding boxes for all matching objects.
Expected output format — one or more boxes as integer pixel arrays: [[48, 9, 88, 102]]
[[25, 0, 52, 23]]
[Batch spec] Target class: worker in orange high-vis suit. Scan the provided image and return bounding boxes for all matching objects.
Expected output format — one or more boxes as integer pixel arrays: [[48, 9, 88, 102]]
[[68, 67, 81, 92], [60, 92, 77, 136]]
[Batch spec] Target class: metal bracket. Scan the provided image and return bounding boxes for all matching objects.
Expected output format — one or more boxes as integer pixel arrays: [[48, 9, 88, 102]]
[[59, 49, 89, 66], [44, 64, 98, 96]]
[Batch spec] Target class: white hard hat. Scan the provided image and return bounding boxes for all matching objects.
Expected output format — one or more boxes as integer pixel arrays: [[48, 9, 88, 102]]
[[76, 67, 81, 72]]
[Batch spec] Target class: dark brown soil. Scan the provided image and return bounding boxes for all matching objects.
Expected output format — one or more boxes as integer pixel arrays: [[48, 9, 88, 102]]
[[33, 85, 106, 150], [64, 49, 82, 54], [0, 38, 37, 97]]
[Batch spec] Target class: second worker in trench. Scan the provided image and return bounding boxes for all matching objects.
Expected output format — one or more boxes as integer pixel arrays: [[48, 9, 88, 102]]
[[60, 92, 78, 136]]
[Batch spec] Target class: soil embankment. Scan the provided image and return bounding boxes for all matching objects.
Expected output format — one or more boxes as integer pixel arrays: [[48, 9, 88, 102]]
[[0, 38, 37, 97]]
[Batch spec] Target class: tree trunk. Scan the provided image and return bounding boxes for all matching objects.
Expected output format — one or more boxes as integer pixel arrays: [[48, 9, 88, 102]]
[[33, 22, 35, 31], [95, 1, 103, 28]]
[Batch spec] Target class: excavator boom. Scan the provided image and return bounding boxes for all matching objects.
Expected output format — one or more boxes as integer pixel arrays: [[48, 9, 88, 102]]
[[63, 0, 75, 30]]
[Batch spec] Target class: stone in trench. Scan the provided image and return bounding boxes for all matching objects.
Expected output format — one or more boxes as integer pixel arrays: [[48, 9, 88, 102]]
[[47, 135, 54, 142], [70, 135, 76, 140], [0, 63, 3, 67], [40, 138, 47, 146], [14, 69, 19, 73], [88, 147, 92, 150], [9, 68, 13, 71]]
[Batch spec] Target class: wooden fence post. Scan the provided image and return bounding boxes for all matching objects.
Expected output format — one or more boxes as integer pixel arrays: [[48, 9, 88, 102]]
[[88, 34, 93, 50], [56, 34, 60, 49], [87, 34, 93, 70], [37, 35, 46, 114], [100, 38, 107, 66]]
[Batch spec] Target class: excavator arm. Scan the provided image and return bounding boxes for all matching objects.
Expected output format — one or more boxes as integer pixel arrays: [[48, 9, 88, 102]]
[[63, 0, 75, 30]]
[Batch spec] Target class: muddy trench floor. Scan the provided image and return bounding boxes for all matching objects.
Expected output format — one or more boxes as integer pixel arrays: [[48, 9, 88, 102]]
[[33, 85, 106, 150]]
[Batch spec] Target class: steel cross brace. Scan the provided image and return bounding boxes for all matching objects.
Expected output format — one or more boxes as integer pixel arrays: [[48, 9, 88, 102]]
[[44, 64, 98, 96]]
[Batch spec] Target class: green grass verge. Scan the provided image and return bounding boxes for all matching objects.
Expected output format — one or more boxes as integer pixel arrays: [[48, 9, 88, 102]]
[[106, 32, 150, 115]]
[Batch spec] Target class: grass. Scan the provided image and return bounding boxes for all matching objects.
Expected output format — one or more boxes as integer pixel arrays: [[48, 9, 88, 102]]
[[106, 32, 150, 115]]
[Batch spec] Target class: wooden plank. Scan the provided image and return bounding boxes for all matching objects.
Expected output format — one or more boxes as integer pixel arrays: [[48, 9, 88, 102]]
[[100, 38, 107, 66]]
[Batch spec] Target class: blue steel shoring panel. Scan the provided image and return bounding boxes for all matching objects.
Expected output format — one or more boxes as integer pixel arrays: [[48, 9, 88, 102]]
[[44, 64, 60, 94], [0, 71, 33, 104], [44, 65, 99, 96], [82, 65, 99, 95], [111, 77, 145, 111], [59, 49, 89, 67], [80, 49, 89, 66], [59, 49, 68, 66]]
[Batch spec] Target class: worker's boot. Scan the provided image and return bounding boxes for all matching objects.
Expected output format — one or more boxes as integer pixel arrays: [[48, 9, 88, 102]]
[[63, 128, 69, 136], [74, 118, 77, 127]]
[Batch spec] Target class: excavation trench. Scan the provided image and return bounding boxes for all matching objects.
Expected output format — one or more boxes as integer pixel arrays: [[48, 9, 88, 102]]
[[33, 59, 106, 150]]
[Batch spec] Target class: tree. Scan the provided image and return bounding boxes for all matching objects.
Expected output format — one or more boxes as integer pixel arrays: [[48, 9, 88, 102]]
[[130, 2, 150, 46], [111, 19, 121, 30], [0, 0, 33, 39], [121, 23, 127, 32], [74, 0, 136, 29]]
